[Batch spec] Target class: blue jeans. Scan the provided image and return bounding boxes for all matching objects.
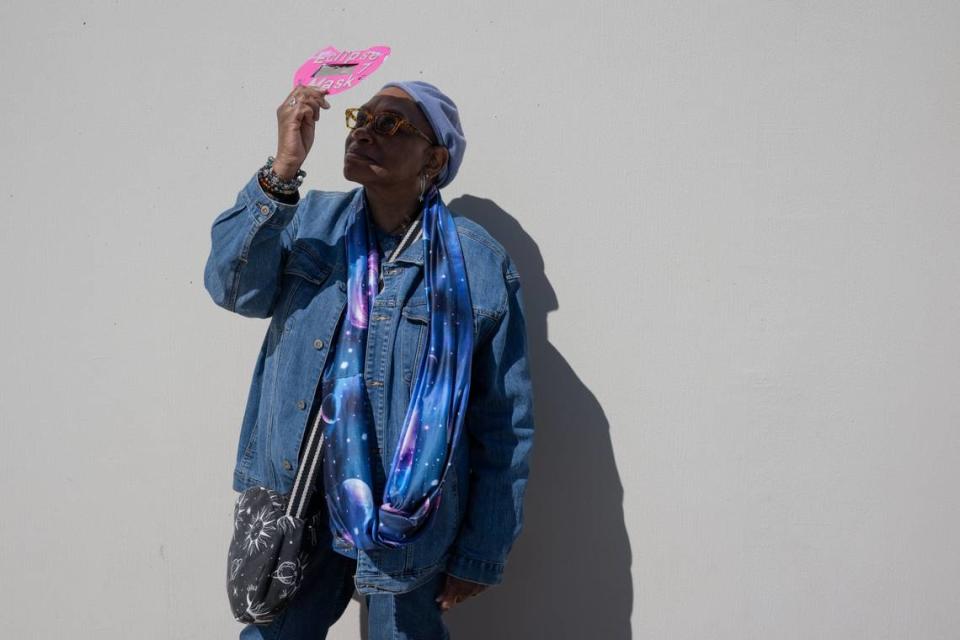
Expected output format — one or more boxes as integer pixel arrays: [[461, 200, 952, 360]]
[[238, 490, 450, 639]]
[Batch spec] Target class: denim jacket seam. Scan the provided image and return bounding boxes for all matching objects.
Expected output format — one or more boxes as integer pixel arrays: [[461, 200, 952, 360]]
[[473, 306, 499, 321], [450, 548, 505, 569], [446, 551, 505, 584], [456, 228, 508, 264], [221, 174, 302, 315], [478, 309, 504, 346], [224, 222, 259, 314], [492, 279, 510, 325], [230, 183, 279, 288]]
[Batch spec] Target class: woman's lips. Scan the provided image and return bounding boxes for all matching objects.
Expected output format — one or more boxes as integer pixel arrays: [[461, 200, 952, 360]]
[[346, 149, 376, 163]]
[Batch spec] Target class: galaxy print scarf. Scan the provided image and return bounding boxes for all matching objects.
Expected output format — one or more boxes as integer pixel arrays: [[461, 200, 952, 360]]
[[317, 184, 474, 550]]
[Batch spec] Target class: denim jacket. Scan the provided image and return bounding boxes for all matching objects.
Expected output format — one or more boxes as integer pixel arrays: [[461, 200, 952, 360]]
[[203, 171, 535, 594]]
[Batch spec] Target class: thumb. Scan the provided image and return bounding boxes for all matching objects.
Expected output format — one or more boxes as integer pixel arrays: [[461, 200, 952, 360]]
[[435, 574, 453, 605]]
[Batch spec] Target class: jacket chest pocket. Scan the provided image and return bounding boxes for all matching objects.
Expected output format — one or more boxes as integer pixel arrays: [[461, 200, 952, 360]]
[[284, 243, 332, 287], [275, 244, 334, 327], [398, 301, 493, 386], [399, 303, 429, 385]]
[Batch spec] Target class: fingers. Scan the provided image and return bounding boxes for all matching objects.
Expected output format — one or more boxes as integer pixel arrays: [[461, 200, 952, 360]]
[[274, 87, 330, 169], [314, 88, 331, 109], [276, 88, 328, 129], [300, 87, 330, 115], [294, 101, 319, 125], [284, 86, 331, 111], [303, 89, 328, 122], [279, 89, 328, 148], [435, 574, 487, 611], [436, 592, 462, 612], [285, 84, 330, 103]]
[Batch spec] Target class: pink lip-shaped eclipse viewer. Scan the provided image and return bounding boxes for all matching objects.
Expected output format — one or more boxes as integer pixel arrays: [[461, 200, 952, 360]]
[[293, 45, 392, 95]]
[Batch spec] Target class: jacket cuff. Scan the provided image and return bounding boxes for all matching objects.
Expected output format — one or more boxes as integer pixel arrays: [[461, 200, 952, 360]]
[[240, 171, 300, 227], [445, 550, 505, 586]]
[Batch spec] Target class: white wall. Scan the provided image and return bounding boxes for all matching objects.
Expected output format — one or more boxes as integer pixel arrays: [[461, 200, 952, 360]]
[[1, 1, 958, 638]]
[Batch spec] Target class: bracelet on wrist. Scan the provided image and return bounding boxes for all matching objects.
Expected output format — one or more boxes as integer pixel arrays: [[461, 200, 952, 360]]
[[258, 174, 299, 205], [258, 155, 305, 195]]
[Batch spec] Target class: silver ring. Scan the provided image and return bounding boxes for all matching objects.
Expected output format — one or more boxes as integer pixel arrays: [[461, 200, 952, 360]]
[[287, 96, 297, 107]]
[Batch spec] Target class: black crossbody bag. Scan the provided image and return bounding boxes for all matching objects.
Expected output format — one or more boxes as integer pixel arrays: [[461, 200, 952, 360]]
[[226, 406, 328, 625]]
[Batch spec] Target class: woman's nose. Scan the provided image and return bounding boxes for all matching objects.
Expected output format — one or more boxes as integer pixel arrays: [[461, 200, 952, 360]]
[[350, 125, 373, 143]]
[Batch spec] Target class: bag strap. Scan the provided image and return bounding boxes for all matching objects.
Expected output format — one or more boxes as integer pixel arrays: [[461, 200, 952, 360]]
[[286, 406, 326, 519], [387, 214, 423, 263]]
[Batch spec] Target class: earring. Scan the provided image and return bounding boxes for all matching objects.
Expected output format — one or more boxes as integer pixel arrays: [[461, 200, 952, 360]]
[[418, 173, 428, 203]]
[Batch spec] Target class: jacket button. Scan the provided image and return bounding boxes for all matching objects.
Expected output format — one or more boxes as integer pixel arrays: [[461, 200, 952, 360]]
[[259, 204, 270, 214], [297, 400, 306, 410], [313, 339, 325, 349], [283, 459, 293, 470]]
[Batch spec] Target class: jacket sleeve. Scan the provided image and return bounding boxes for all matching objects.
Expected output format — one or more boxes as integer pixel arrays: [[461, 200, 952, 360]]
[[203, 171, 302, 318], [445, 258, 536, 586]]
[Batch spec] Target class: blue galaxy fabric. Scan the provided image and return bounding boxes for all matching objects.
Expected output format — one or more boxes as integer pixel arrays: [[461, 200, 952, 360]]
[[318, 183, 474, 549]]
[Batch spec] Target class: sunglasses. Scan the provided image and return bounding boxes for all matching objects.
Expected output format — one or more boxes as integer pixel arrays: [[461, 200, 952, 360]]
[[345, 107, 437, 145]]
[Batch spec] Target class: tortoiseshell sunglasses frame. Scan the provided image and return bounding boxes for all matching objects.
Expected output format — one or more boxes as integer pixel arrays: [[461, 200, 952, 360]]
[[345, 107, 437, 145]]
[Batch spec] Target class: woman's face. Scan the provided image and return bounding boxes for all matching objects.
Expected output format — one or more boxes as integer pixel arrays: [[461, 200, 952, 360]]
[[343, 87, 445, 189]]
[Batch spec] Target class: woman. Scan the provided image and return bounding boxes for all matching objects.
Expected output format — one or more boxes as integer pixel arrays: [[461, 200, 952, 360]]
[[203, 79, 536, 639]]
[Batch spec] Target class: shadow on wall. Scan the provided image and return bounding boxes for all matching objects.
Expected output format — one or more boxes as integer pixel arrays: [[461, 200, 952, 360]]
[[355, 194, 634, 639]]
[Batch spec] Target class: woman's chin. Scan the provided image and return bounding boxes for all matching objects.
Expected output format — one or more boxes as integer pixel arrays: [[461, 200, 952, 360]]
[[344, 164, 384, 183], [343, 165, 362, 182]]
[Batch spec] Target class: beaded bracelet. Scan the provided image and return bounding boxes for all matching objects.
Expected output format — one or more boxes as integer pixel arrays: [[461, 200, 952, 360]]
[[258, 156, 305, 195], [258, 174, 299, 205]]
